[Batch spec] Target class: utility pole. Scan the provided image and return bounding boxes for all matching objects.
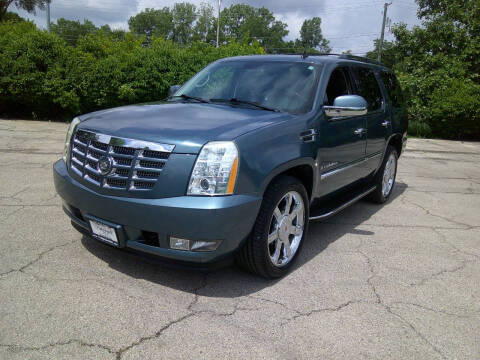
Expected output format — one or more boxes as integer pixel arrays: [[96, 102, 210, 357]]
[[378, 2, 392, 62], [46, 0, 51, 33], [216, 0, 222, 48]]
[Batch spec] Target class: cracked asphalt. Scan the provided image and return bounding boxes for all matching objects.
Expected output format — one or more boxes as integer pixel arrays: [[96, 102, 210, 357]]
[[1, 119, 479, 360]]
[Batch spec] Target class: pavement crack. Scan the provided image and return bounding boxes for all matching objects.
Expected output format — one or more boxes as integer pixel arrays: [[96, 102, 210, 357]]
[[356, 244, 448, 359], [115, 313, 196, 359], [408, 261, 471, 287], [390, 302, 477, 318], [247, 295, 302, 316], [402, 197, 473, 229], [284, 300, 358, 325], [0, 339, 115, 355], [432, 228, 480, 260], [0, 240, 76, 278], [115, 274, 209, 359]]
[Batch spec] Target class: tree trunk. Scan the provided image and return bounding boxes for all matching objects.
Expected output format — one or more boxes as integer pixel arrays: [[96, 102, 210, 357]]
[[0, 0, 16, 22]]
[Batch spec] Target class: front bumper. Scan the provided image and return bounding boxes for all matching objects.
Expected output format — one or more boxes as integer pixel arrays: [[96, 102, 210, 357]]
[[53, 160, 262, 263]]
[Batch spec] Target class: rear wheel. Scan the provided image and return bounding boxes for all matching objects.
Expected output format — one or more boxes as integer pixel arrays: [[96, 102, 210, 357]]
[[237, 176, 309, 279], [368, 145, 398, 203]]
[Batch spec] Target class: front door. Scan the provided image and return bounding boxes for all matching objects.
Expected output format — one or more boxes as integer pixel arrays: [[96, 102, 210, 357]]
[[351, 66, 389, 172], [316, 66, 368, 197]]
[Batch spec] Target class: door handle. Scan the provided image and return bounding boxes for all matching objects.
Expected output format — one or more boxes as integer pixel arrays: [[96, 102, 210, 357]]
[[354, 128, 366, 136], [300, 129, 318, 143], [382, 120, 391, 127]]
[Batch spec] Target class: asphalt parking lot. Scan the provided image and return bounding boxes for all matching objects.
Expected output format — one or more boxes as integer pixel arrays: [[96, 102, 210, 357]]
[[0, 119, 479, 360]]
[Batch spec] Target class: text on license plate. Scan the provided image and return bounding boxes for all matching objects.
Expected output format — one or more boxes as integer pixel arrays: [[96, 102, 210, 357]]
[[89, 220, 118, 246]]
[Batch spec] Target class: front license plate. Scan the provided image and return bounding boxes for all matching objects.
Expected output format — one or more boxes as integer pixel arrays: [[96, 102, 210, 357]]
[[89, 220, 118, 246]]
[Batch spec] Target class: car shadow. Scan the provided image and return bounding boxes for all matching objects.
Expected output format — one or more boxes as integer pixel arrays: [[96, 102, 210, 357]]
[[81, 182, 408, 297]]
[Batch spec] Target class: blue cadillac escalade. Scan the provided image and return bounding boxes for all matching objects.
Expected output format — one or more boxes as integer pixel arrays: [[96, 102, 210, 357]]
[[53, 54, 408, 278]]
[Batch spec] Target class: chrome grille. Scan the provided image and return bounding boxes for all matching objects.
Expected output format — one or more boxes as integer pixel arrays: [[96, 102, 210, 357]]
[[69, 129, 174, 191]]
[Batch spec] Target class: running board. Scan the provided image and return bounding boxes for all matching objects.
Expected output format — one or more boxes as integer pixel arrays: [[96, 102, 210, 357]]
[[309, 186, 377, 221]]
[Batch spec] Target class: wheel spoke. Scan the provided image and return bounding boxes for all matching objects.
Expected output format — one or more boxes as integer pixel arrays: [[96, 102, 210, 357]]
[[284, 193, 292, 215], [272, 240, 281, 264], [268, 190, 305, 268], [292, 225, 302, 236], [273, 207, 282, 222], [268, 231, 278, 244], [283, 241, 292, 259]]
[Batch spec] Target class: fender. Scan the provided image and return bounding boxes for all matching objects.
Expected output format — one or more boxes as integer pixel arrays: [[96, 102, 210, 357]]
[[374, 133, 403, 176], [259, 157, 317, 199]]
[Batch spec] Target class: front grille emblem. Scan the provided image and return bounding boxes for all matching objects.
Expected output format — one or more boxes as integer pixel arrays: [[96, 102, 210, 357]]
[[98, 156, 113, 175]]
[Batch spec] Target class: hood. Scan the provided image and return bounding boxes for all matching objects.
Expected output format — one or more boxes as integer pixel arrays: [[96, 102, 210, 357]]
[[78, 102, 290, 153]]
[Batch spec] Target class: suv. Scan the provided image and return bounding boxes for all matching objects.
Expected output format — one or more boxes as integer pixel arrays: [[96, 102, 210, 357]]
[[53, 54, 407, 279]]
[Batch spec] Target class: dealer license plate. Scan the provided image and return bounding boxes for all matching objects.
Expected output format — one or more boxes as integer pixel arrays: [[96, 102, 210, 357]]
[[89, 220, 118, 246]]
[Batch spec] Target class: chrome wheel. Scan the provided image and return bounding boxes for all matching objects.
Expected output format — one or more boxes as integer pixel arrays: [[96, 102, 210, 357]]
[[382, 153, 397, 197], [267, 191, 305, 267]]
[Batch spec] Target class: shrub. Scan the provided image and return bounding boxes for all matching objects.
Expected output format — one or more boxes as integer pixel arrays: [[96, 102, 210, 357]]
[[408, 121, 432, 138], [0, 22, 263, 119]]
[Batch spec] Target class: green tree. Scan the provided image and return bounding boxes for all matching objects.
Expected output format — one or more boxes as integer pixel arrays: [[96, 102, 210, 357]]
[[128, 7, 173, 39], [193, 2, 215, 43], [366, 39, 397, 67], [300, 17, 331, 52], [51, 18, 97, 46], [171, 2, 196, 44], [220, 4, 288, 51], [0, 0, 47, 22], [379, 0, 480, 139]]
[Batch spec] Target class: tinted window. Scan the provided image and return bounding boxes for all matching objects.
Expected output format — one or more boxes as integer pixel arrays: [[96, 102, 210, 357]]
[[175, 61, 322, 114], [380, 72, 405, 108], [324, 67, 353, 106], [351, 67, 383, 111]]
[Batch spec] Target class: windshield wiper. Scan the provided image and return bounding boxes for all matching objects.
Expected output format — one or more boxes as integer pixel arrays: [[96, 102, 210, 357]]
[[170, 94, 210, 103], [210, 98, 280, 112]]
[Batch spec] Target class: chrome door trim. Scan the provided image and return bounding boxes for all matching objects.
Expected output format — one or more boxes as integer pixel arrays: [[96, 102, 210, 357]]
[[324, 106, 368, 119], [320, 152, 382, 181]]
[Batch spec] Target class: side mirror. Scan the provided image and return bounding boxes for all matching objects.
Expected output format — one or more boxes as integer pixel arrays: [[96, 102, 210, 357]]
[[324, 95, 368, 119], [168, 85, 182, 97]]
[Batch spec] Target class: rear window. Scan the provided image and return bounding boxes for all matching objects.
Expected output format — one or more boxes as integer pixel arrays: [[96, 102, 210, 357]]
[[380, 72, 405, 108], [351, 67, 383, 111]]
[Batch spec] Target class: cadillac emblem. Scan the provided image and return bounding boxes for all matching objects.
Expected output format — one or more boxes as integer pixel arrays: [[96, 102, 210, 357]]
[[98, 156, 113, 175]]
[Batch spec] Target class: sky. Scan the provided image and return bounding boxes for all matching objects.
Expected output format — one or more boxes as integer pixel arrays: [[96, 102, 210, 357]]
[[12, 0, 421, 55]]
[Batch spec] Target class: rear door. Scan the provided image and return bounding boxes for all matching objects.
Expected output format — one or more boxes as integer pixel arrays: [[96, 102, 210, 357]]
[[350, 66, 388, 172]]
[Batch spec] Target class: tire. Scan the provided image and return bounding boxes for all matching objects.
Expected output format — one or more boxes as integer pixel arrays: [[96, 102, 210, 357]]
[[237, 175, 309, 279], [368, 145, 398, 204]]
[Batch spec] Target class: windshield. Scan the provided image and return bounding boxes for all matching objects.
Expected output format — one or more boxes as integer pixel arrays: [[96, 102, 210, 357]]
[[172, 61, 322, 114]]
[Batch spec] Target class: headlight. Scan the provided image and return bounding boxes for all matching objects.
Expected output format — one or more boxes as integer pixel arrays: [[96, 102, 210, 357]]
[[187, 141, 239, 196], [62, 117, 81, 162]]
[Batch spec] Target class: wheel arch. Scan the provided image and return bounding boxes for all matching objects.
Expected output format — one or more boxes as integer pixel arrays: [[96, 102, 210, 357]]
[[260, 159, 316, 202], [388, 133, 403, 158]]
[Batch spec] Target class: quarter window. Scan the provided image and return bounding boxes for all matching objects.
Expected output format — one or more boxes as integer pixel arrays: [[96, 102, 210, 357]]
[[380, 72, 405, 108], [351, 67, 383, 111]]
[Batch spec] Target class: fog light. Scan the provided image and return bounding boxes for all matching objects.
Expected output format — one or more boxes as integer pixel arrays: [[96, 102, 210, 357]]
[[191, 240, 221, 252], [169, 237, 222, 252], [170, 237, 190, 251]]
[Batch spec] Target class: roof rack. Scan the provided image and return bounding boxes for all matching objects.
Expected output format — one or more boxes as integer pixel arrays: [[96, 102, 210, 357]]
[[270, 51, 385, 66], [311, 53, 385, 66]]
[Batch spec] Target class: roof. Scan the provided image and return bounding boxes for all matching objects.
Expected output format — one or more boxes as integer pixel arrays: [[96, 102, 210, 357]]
[[221, 54, 389, 69]]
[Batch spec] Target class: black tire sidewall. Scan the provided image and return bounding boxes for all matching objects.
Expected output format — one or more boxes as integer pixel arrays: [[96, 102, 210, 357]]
[[373, 146, 398, 203], [253, 176, 309, 278]]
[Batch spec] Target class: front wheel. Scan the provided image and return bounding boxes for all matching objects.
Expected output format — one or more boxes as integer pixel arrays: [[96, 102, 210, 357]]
[[368, 145, 398, 203], [237, 176, 309, 279]]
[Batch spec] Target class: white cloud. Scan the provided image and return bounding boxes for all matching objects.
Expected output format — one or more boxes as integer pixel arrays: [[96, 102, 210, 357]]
[[12, 0, 421, 54]]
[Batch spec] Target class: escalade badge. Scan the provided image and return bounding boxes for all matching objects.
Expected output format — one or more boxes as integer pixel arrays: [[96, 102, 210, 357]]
[[98, 156, 113, 175]]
